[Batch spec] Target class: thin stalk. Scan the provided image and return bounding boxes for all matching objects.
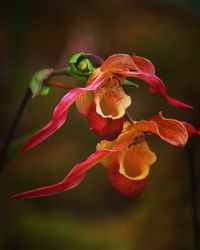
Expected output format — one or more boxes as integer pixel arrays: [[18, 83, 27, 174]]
[[0, 55, 103, 169], [187, 137, 200, 250], [47, 81, 73, 90], [0, 88, 32, 169], [83, 53, 104, 65], [50, 68, 69, 77], [125, 112, 134, 124]]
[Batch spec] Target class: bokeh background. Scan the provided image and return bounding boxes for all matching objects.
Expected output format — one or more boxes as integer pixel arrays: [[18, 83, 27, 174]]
[[0, 1, 200, 249]]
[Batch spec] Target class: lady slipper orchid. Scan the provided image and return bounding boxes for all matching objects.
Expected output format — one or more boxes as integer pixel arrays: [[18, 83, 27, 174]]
[[20, 53, 192, 153], [12, 113, 188, 199]]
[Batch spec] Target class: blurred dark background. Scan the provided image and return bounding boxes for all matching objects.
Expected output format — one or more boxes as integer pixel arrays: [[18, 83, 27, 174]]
[[0, 1, 200, 249]]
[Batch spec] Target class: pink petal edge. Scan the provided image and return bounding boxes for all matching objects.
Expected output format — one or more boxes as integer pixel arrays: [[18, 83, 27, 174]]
[[11, 150, 109, 199], [120, 71, 192, 109], [11, 131, 133, 199]]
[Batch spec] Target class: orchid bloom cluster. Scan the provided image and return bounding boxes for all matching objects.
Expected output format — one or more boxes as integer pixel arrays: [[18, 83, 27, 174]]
[[12, 53, 200, 199]]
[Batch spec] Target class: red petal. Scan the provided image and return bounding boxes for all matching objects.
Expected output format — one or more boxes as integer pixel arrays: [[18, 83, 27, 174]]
[[122, 71, 192, 109], [101, 54, 137, 72], [182, 122, 200, 137], [20, 72, 108, 153], [11, 150, 110, 199], [132, 54, 155, 74], [108, 157, 147, 198], [87, 103, 125, 140], [12, 130, 134, 199]]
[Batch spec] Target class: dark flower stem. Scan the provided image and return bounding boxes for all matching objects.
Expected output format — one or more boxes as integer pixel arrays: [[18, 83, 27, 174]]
[[83, 53, 104, 65], [50, 68, 69, 76], [187, 137, 200, 250], [0, 88, 32, 169], [0, 70, 66, 169], [0, 55, 104, 170], [0, 70, 69, 170], [125, 112, 134, 124]]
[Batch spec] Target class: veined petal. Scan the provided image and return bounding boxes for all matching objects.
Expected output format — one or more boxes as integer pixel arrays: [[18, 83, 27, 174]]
[[108, 157, 148, 198], [87, 103, 125, 140], [134, 112, 188, 146], [182, 122, 200, 137], [95, 78, 131, 119], [132, 55, 155, 74], [101, 54, 137, 72], [12, 130, 134, 199], [118, 140, 156, 180], [20, 72, 108, 153], [121, 71, 192, 109]]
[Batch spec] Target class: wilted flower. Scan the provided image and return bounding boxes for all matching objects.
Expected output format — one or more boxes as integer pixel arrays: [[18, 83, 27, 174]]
[[12, 113, 188, 199]]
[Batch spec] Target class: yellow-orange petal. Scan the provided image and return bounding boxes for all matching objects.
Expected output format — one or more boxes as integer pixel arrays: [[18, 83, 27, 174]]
[[96, 121, 134, 167], [133, 112, 188, 147], [96, 139, 116, 167], [118, 140, 156, 180], [76, 91, 93, 115], [101, 54, 137, 72], [94, 78, 131, 119]]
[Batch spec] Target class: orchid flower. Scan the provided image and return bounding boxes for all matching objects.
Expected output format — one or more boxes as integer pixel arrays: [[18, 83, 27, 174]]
[[12, 113, 188, 199], [20, 53, 192, 153]]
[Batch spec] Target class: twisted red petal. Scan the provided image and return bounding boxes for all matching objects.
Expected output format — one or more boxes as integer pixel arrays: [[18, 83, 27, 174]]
[[182, 122, 200, 137], [20, 72, 108, 153], [87, 103, 125, 140], [121, 71, 192, 109], [11, 150, 109, 199], [12, 130, 133, 199]]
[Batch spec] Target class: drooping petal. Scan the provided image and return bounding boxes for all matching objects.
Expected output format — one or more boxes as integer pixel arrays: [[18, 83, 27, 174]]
[[121, 71, 192, 109], [94, 77, 131, 119], [87, 103, 125, 140], [12, 129, 134, 199], [182, 122, 200, 137], [134, 112, 188, 146], [11, 150, 110, 199], [132, 54, 155, 74], [118, 140, 156, 181], [20, 72, 108, 153], [108, 157, 148, 198], [101, 54, 137, 72]]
